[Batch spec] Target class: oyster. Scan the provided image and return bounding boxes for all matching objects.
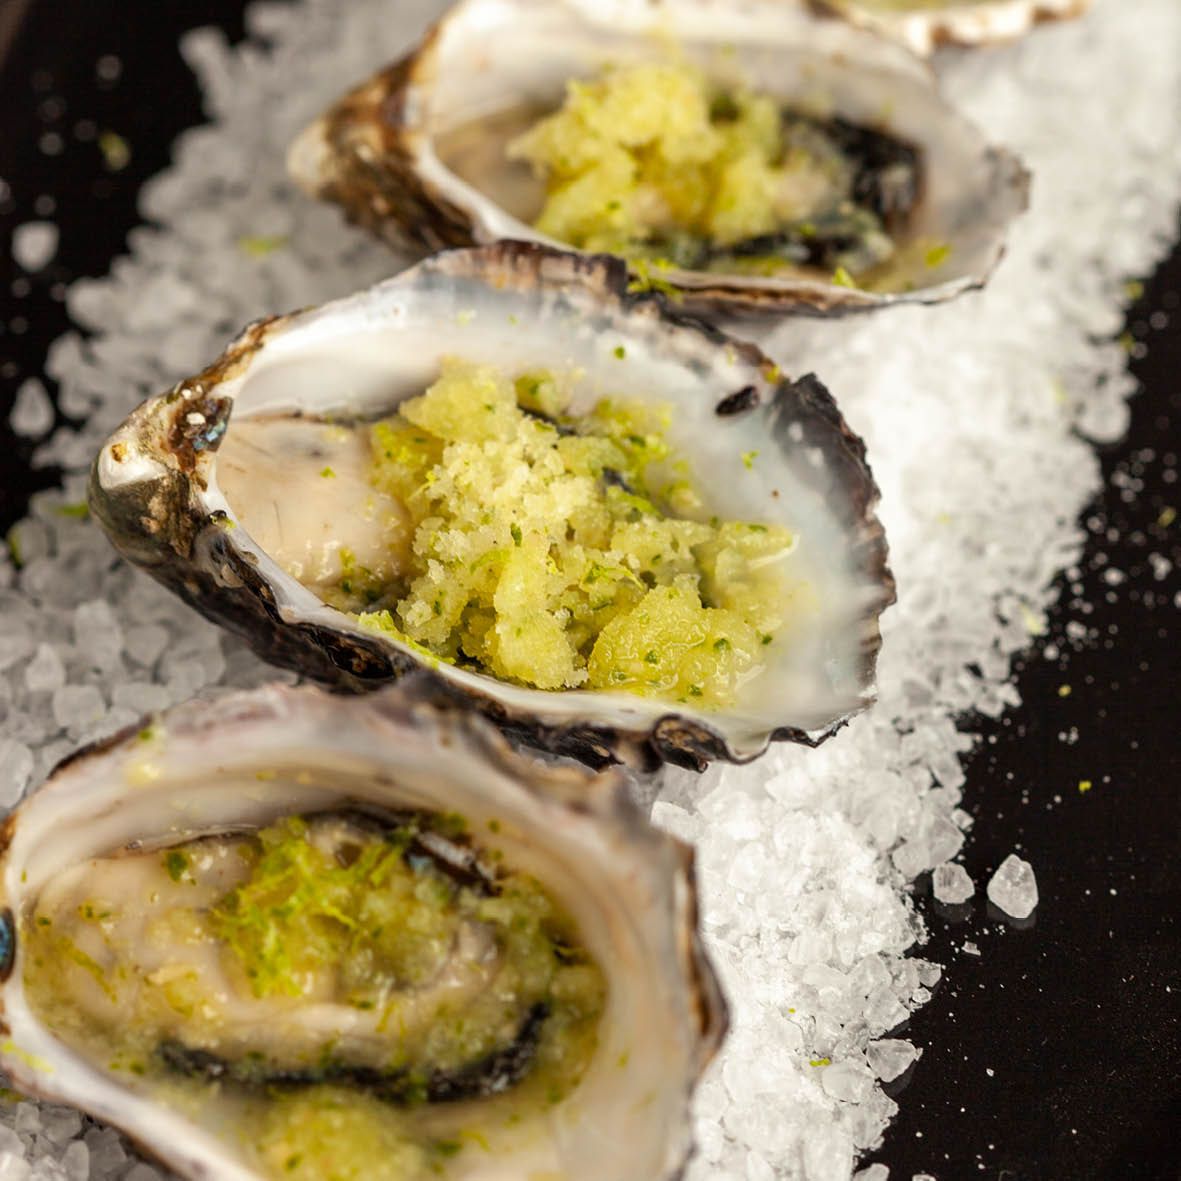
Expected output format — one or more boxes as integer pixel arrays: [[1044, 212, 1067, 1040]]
[[807, 0, 1096, 57], [89, 243, 894, 770], [0, 681, 726, 1181], [287, 0, 1029, 316]]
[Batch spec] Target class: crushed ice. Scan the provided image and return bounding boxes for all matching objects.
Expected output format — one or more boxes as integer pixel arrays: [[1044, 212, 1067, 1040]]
[[1, 0, 1179, 1177]]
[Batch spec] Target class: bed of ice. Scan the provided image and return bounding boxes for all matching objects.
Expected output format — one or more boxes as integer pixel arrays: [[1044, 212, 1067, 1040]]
[[2, 0, 1179, 1177]]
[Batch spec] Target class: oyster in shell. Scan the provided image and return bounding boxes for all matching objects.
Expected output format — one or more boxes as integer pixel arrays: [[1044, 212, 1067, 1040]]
[[89, 243, 894, 770], [287, 0, 1029, 316], [0, 681, 726, 1181], [807, 0, 1096, 57]]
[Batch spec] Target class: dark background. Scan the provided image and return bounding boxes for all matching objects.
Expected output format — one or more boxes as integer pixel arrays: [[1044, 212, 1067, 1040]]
[[1, 4, 1177, 1179]]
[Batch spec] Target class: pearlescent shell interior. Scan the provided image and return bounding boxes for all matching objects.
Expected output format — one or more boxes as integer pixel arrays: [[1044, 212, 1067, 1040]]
[[288, 0, 1029, 316], [89, 242, 893, 768], [0, 682, 726, 1181]]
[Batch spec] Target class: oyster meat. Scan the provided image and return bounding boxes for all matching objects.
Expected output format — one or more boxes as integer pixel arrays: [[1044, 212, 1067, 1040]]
[[0, 682, 726, 1181], [89, 243, 894, 769], [288, 0, 1029, 315]]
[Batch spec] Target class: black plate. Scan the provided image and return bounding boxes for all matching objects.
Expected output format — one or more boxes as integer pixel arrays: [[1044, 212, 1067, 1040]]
[[1, 4, 1178, 1179]]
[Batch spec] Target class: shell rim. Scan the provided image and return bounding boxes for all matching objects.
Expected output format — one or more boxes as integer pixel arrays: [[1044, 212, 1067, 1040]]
[[806, 0, 1096, 57]]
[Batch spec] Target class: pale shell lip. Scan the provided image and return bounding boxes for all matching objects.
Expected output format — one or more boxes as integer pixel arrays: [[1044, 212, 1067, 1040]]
[[0, 679, 728, 1181], [287, 0, 1031, 317], [89, 241, 894, 770], [806, 0, 1096, 57]]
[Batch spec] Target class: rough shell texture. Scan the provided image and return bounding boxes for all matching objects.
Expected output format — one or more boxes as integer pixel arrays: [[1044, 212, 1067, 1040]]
[[0, 679, 727, 1181], [806, 0, 1096, 57], [287, 0, 1029, 317], [89, 242, 894, 770]]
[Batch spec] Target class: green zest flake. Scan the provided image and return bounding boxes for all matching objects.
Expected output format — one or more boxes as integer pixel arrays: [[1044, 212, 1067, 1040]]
[[0, 1041, 54, 1076], [626, 258, 682, 301], [1078, 779, 1093, 794], [742, 450, 758, 469], [809, 1057, 831, 1067], [924, 242, 952, 269], [164, 850, 189, 883], [5, 527, 22, 569], [211, 817, 374, 998], [320, 466, 336, 479], [55, 502, 89, 519], [336, 547, 384, 607], [831, 266, 857, 289], [613, 345, 626, 360], [238, 234, 289, 258], [98, 130, 130, 171], [60, 939, 116, 1001]]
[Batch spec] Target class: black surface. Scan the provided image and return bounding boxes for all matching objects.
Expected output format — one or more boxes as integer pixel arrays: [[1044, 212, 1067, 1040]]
[[1, 5, 1178, 1180]]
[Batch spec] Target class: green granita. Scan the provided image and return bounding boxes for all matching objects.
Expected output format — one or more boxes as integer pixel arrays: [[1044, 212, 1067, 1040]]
[[355, 356, 796, 707]]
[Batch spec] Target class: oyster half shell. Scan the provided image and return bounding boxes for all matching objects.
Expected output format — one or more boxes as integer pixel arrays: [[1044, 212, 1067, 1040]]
[[807, 0, 1096, 57], [0, 681, 726, 1181], [89, 243, 894, 770], [288, 0, 1029, 316]]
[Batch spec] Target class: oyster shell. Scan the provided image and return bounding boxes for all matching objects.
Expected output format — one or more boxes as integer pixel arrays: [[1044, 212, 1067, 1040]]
[[807, 0, 1096, 57], [0, 681, 726, 1181], [287, 0, 1029, 316], [89, 242, 894, 770]]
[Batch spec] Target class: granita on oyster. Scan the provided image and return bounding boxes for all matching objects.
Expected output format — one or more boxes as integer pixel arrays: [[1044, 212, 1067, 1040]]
[[23, 807, 607, 1181], [500, 61, 923, 287], [216, 357, 804, 709], [3, 683, 724, 1178]]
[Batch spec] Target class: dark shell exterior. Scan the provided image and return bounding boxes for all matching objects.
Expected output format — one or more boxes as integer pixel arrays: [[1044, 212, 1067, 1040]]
[[90, 242, 894, 770]]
